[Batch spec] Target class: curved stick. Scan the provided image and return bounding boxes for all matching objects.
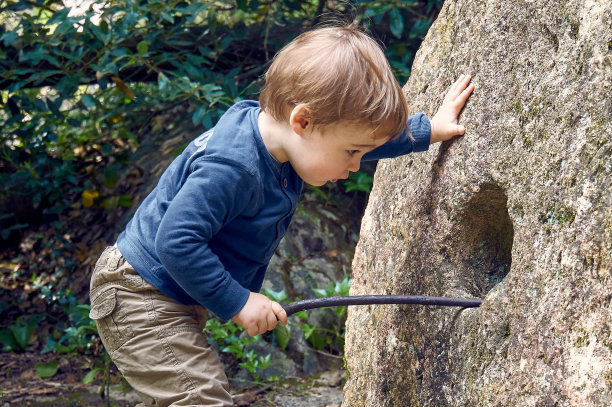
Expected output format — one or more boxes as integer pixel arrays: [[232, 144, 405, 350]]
[[282, 295, 482, 317]]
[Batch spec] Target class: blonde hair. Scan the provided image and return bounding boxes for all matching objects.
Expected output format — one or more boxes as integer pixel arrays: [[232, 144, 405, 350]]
[[259, 25, 409, 138]]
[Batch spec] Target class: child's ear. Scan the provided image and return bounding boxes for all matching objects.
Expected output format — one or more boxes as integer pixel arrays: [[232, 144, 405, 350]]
[[289, 104, 311, 136]]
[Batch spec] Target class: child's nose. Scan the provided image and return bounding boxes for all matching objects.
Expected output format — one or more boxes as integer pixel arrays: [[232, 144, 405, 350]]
[[347, 159, 360, 173]]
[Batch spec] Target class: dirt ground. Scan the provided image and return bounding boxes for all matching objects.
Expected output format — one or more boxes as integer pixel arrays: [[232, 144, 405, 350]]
[[0, 351, 344, 406]]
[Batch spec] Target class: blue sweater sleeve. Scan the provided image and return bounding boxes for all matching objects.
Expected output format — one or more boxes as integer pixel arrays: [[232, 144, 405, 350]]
[[154, 159, 254, 321], [363, 113, 431, 161]]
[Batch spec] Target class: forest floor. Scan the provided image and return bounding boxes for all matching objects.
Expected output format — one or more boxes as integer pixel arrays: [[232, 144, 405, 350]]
[[0, 347, 344, 407]]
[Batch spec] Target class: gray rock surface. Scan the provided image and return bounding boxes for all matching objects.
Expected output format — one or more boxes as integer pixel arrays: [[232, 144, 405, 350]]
[[343, 0, 611, 406]]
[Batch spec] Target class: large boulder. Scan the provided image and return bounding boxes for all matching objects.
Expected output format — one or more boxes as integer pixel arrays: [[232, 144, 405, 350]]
[[343, 0, 611, 406]]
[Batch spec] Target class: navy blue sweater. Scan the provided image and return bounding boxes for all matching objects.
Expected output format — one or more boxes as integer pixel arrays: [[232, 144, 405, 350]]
[[117, 101, 430, 321]]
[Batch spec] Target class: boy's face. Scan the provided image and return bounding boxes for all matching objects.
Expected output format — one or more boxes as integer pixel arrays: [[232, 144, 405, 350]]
[[288, 121, 389, 186]]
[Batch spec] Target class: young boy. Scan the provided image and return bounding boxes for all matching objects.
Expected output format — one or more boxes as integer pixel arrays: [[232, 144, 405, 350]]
[[89, 25, 474, 406]]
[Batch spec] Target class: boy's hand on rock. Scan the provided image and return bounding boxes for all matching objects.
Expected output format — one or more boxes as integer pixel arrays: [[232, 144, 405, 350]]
[[231, 292, 288, 336], [430, 74, 475, 144]]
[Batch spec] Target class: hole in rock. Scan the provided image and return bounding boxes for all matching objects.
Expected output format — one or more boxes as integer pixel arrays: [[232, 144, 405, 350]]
[[456, 183, 514, 297]]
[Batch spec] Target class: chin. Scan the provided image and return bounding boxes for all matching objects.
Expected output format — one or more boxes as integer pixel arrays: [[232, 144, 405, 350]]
[[306, 180, 327, 187]]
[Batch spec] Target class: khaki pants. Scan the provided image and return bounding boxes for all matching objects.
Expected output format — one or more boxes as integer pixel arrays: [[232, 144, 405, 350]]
[[89, 246, 234, 407]]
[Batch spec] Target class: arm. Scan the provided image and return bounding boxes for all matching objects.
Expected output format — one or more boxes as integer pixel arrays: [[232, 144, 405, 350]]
[[362, 113, 430, 160], [155, 160, 286, 333], [363, 74, 475, 161], [155, 160, 253, 321]]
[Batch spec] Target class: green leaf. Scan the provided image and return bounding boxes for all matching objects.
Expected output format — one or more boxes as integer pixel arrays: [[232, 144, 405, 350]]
[[100, 20, 109, 34], [56, 75, 80, 98], [263, 288, 287, 302], [334, 305, 347, 318], [313, 288, 328, 298], [88, 21, 109, 43], [301, 323, 314, 338], [256, 353, 271, 370], [1, 31, 19, 47], [409, 18, 430, 39], [0, 213, 15, 222], [118, 195, 132, 207], [274, 324, 290, 350], [35, 360, 59, 378], [9, 317, 38, 351], [48, 98, 63, 118], [191, 106, 207, 126], [67, 118, 81, 127], [103, 166, 117, 188], [1, 223, 29, 240], [338, 276, 351, 296], [0, 329, 21, 352], [46, 8, 70, 26], [207, 9, 217, 34], [363, 4, 392, 19], [34, 98, 48, 112], [344, 171, 373, 193], [54, 18, 79, 36], [82, 368, 101, 384], [160, 11, 174, 23], [301, 324, 325, 350], [101, 143, 112, 155], [81, 94, 97, 109], [123, 11, 139, 27], [158, 72, 171, 92], [236, 0, 248, 11], [389, 8, 404, 39], [137, 40, 148, 55]]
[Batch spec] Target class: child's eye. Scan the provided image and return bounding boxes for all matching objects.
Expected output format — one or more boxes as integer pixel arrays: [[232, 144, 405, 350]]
[[347, 150, 359, 156]]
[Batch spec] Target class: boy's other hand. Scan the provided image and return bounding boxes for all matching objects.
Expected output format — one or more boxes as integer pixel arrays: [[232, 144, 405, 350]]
[[231, 292, 288, 336], [430, 74, 475, 144]]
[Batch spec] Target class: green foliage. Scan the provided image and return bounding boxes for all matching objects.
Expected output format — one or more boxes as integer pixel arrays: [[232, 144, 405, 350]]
[[262, 278, 352, 354], [262, 287, 287, 303], [274, 323, 291, 350], [0, 315, 42, 352], [313, 275, 351, 312], [82, 350, 119, 403], [43, 303, 98, 354], [35, 359, 59, 378], [240, 349, 271, 376], [263, 287, 292, 350], [206, 317, 271, 381], [36, 298, 121, 395], [300, 322, 326, 350], [354, 0, 443, 82], [1, 0, 443, 229], [300, 275, 351, 352], [344, 170, 374, 193], [0, 213, 29, 240]]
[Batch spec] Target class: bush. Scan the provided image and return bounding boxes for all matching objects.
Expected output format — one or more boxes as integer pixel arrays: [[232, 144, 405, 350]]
[[1, 1, 443, 222]]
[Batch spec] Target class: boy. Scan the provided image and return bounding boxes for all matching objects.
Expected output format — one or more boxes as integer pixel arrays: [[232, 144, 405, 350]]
[[89, 25, 474, 406]]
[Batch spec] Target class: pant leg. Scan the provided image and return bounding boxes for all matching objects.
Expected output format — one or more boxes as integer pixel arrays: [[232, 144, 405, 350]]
[[89, 246, 234, 407]]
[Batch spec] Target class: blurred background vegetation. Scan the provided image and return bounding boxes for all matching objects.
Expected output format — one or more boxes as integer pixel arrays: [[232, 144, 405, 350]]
[[0, 0, 443, 398]]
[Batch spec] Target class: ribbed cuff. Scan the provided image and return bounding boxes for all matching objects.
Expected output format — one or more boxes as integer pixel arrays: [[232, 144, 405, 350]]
[[409, 113, 431, 152], [206, 279, 251, 322]]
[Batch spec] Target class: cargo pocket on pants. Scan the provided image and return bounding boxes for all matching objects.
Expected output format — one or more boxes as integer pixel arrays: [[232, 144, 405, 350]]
[[89, 288, 134, 352]]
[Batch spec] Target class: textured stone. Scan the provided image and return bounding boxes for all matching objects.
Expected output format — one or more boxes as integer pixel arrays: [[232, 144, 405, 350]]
[[343, 0, 611, 406]]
